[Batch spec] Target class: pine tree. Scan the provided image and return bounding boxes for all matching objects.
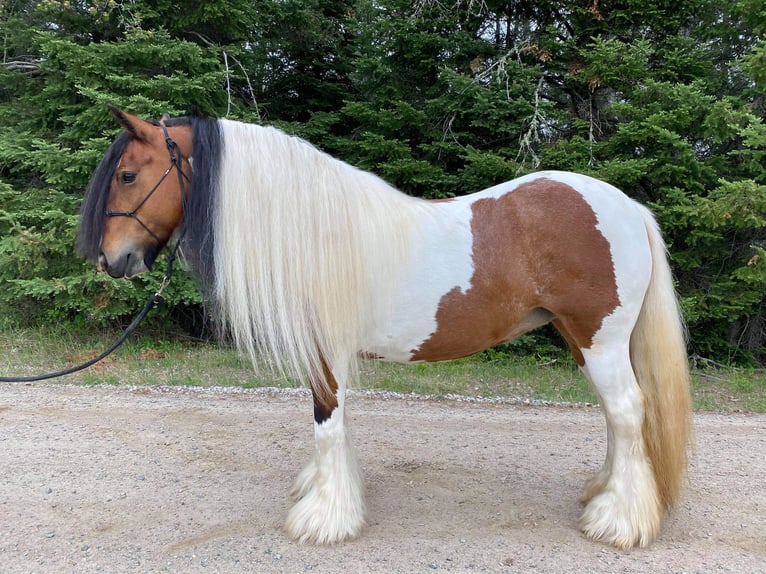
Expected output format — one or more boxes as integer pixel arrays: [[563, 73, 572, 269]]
[[1, 0, 764, 361]]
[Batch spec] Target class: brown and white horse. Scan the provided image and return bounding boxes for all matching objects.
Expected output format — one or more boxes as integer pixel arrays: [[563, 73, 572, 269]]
[[77, 107, 692, 549]]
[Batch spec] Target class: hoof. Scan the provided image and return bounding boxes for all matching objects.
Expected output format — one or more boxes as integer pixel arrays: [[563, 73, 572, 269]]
[[579, 488, 662, 549], [285, 485, 365, 544]]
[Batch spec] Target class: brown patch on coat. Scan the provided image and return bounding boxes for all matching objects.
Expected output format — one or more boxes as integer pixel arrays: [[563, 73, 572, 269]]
[[411, 179, 620, 365], [310, 357, 339, 424]]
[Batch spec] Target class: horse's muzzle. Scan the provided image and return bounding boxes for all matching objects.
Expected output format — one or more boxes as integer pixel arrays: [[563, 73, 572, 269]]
[[98, 248, 153, 279]]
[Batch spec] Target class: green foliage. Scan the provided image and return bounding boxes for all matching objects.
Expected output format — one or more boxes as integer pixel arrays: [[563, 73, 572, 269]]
[[660, 177, 766, 362], [1, 0, 764, 363]]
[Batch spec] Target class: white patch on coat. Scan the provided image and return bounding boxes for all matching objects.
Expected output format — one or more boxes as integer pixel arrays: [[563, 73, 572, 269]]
[[361, 200, 475, 361]]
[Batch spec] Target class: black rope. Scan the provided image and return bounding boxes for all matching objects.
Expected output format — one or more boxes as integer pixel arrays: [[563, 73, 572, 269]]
[[0, 115, 187, 383], [0, 291, 164, 383]]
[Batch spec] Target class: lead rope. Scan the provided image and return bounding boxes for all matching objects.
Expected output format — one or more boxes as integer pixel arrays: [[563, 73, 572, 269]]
[[0, 116, 187, 383]]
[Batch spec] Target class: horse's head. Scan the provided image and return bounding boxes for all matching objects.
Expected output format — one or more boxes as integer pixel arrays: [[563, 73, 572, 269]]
[[77, 106, 192, 278]]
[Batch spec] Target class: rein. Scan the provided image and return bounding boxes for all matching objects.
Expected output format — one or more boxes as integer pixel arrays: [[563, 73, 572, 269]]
[[0, 117, 188, 383]]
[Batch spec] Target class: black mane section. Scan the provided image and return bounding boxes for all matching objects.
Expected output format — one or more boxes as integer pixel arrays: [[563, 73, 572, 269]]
[[76, 131, 131, 261], [182, 116, 222, 286]]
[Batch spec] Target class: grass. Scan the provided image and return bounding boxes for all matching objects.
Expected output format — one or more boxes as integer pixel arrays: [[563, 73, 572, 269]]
[[359, 359, 598, 404], [1, 325, 764, 413]]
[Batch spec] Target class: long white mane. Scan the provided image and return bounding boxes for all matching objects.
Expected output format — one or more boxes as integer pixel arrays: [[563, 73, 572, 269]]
[[213, 120, 424, 392]]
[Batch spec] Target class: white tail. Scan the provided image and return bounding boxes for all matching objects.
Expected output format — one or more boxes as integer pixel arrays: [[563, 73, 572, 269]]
[[630, 207, 692, 510]]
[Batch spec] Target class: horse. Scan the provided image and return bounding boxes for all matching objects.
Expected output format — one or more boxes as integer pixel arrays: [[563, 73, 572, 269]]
[[76, 106, 692, 549]]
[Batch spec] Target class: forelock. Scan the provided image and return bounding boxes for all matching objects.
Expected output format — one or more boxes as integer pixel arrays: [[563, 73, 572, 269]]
[[75, 131, 132, 261]]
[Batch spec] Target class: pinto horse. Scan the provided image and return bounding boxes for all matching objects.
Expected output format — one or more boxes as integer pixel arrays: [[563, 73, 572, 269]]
[[77, 107, 691, 549]]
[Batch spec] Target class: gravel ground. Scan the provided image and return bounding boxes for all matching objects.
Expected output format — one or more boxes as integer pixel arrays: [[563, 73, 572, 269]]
[[0, 383, 764, 573]]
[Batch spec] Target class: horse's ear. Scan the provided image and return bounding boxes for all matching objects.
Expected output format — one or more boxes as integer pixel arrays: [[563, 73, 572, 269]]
[[107, 104, 155, 142]]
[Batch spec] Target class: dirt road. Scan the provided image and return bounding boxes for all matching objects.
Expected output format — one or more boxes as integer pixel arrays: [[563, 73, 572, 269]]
[[0, 383, 763, 573]]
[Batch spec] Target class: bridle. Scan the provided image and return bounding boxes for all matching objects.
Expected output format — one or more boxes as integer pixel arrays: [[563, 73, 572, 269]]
[[0, 115, 191, 383], [105, 117, 191, 246]]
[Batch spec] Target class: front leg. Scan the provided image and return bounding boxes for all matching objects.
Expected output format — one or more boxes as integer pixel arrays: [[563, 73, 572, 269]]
[[285, 363, 365, 544]]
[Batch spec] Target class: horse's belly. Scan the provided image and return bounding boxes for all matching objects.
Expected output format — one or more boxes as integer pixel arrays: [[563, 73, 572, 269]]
[[361, 277, 474, 363], [361, 304, 452, 363], [361, 305, 550, 363]]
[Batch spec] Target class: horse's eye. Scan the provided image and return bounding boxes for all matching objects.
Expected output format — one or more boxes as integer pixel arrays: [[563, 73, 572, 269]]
[[119, 172, 137, 185]]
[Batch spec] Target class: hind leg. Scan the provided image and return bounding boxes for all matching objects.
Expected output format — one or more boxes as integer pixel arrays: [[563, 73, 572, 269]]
[[578, 341, 662, 549], [553, 318, 614, 505], [285, 362, 365, 544]]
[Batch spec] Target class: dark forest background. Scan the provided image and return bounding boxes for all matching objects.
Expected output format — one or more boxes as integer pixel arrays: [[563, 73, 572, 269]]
[[1, 0, 765, 364]]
